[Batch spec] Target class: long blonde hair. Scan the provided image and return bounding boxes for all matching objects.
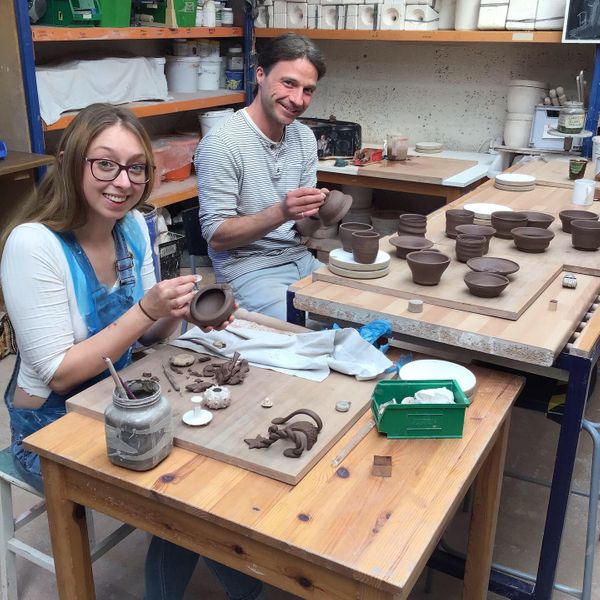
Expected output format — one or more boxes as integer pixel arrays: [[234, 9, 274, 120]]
[[0, 103, 155, 254]]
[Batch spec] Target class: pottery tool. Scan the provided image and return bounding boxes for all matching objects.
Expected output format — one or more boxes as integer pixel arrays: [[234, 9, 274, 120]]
[[162, 364, 183, 397], [103, 357, 135, 400], [331, 419, 376, 467]]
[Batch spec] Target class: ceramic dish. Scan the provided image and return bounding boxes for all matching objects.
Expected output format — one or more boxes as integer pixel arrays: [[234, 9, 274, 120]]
[[511, 227, 555, 252], [495, 173, 536, 185], [327, 263, 389, 279], [463, 203, 513, 219], [399, 359, 476, 399], [388, 235, 434, 258], [466, 257, 520, 277], [329, 247, 390, 271], [464, 271, 510, 298]]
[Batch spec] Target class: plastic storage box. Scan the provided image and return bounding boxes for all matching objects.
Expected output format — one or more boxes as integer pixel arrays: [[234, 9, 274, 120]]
[[371, 379, 470, 439], [98, 0, 132, 26], [39, 0, 102, 27]]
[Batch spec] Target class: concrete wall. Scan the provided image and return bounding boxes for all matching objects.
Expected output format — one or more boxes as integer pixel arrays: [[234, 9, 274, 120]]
[[303, 41, 595, 151]]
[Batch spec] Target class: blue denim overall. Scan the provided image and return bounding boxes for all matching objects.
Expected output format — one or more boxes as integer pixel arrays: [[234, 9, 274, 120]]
[[4, 216, 146, 491]]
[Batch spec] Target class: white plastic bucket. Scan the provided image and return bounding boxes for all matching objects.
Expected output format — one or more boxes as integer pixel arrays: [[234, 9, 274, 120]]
[[503, 113, 534, 148], [507, 80, 548, 113], [198, 108, 234, 137], [165, 56, 200, 93], [198, 57, 222, 91]]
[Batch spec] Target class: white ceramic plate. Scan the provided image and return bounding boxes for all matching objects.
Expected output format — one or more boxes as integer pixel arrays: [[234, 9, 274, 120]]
[[464, 203, 513, 218], [327, 263, 389, 279], [329, 248, 390, 271], [399, 359, 477, 398], [495, 173, 536, 185]]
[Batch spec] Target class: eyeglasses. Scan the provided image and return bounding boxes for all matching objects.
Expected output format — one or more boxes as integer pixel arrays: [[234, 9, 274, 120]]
[[85, 158, 153, 184]]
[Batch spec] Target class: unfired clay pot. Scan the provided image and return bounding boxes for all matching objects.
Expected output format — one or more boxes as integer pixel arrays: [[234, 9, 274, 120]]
[[398, 213, 427, 237], [351, 230, 380, 264], [571, 219, 600, 251], [466, 257, 520, 277], [491, 211, 529, 239], [319, 190, 353, 226], [511, 227, 555, 253], [339, 222, 374, 252], [454, 224, 495, 252], [389, 235, 433, 259], [455, 234, 486, 262], [445, 208, 475, 238], [406, 250, 451, 286], [189, 284, 236, 328], [464, 272, 510, 298], [524, 211, 555, 229], [559, 210, 599, 234]]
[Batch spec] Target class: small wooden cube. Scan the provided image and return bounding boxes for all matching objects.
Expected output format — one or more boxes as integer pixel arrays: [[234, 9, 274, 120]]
[[372, 455, 392, 477]]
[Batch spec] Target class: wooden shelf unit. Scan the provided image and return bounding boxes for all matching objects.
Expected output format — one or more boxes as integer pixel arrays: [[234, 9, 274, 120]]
[[0, 151, 53, 177], [255, 28, 563, 43], [32, 26, 242, 42], [149, 175, 197, 208]]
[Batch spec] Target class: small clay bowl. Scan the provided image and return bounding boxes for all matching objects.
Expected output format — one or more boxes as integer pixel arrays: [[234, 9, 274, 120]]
[[189, 284, 236, 328], [319, 190, 353, 226], [524, 211, 555, 229], [466, 257, 520, 277], [389, 235, 433, 259], [464, 272, 510, 298], [339, 222, 374, 252], [559, 209, 599, 234], [454, 224, 496, 252], [511, 227, 555, 253], [406, 250, 451, 286], [491, 211, 529, 239], [571, 219, 600, 251], [352, 230, 380, 264]]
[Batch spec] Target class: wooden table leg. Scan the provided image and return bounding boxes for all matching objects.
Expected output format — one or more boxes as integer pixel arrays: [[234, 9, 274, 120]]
[[463, 416, 511, 599], [41, 458, 96, 600]]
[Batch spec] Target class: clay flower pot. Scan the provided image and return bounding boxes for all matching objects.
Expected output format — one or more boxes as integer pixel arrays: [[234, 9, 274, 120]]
[[351, 230, 380, 264], [445, 208, 475, 238], [319, 190, 353, 226], [339, 222, 374, 252], [406, 250, 451, 286], [464, 272, 510, 298], [295, 216, 321, 237], [454, 224, 496, 252], [524, 211, 555, 229], [491, 211, 529, 239], [398, 213, 427, 237], [466, 257, 520, 277], [389, 235, 433, 259], [455, 234, 486, 262], [571, 219, 600, 251], [189, 284, 236, 328], [559, 209, 599, 234], [511, 227, 555, 253]]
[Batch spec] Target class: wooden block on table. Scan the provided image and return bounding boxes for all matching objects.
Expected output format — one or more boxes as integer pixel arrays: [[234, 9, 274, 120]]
[[372, 455, 392, 477]]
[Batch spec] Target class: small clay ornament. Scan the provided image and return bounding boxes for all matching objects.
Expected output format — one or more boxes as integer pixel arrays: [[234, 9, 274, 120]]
[[335, 400, 351, 412], [182, 396, 213, 427], [203, 385, 231, 409], [261, 397, 273, 408], [563, 273, 577, 288]]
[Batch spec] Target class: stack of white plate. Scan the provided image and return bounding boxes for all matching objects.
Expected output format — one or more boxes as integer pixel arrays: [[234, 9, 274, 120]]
[[415, 141, 443, 154], [494, 173, 536, 192], [463, 202, 513, 226], [327, 247, 390, 279]]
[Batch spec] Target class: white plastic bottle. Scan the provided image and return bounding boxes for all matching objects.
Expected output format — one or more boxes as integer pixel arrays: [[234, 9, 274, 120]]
[[203, 0, 216, 27]]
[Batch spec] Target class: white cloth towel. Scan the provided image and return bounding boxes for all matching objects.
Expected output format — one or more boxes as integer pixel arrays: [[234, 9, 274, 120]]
[[36, 57, 169, 125], [171, 322, 393, 382]]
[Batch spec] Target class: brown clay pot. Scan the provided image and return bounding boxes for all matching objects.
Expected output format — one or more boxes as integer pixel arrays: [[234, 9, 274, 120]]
[[490, 211, 529, 239], [319, 190, 353, 226], [406, 250, 451, 286], [571, 219, 600, 250], [339, 222, 374, 252], [454, 224, 496, 252], [523, 211, 555, 229], [388, 235, 434, 259], [455, 234, 486, 262], [398, 213, 427, 237], [445, 208, 475, 238], [295, 216, 321, 237], [464, 272, 510, 298], [351, 230, 380, 264], [559, 209, 599, 234], [189, 284, 236, 328], [511, 227, 555, 253], [466, 257, 520, 277]]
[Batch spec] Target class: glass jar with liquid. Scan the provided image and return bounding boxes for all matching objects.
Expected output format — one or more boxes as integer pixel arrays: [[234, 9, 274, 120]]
[[557, 101, 585, 134]]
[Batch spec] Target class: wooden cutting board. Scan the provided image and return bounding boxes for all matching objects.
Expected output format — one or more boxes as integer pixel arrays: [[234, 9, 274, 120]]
[[357, 156, 477, 185], [66, 338, 381, 485], [513, 158, 598, 189]]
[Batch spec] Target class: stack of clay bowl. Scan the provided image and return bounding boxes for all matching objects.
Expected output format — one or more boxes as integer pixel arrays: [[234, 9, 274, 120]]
[[327, 230, 390, 280], [571, 220, 600, 251], [406, 250, 450, 286], [445, 208, 474, 238], [455, 234, 486, 263], [511, 227, 555, 253], [491, 211, 528, 239], [494, 173, 536, 192], [454, 224, 495, 252], [559, 210, 599, 234], [398, 213, 427, 237], [415, 141, 443, 154]]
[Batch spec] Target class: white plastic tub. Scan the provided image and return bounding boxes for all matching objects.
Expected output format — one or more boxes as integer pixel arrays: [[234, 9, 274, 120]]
[[503, 113, 534, 148], [165, 56, 200, 93], [198, 107, 234, 137], [198, 57, 222, 91], [507, 80, 548, 113]]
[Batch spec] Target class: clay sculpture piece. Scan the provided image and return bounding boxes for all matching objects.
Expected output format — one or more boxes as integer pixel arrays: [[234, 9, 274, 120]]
[[570, 219, 600, 250], [445, 208, 475, 238], [559, 209, 599, 234], [490, 211, 529, 239], [352, 230, 380, 264], [213, 352, 250, 385], [464, 271, 510, 298], [339, 222, 374, 252], [511, 227, 555, 253], [388, 235, 434, 259], [244, 409, 323, 458], [524, 211, 555, 229], [189, 283, 236, 328], [319, 190, 353, 226], [406, 250, 451, 285], [454, 224, 496, 252]]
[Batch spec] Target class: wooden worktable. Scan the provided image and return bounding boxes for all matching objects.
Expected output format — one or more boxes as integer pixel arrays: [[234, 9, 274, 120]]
[[25, 359, 522, 600]]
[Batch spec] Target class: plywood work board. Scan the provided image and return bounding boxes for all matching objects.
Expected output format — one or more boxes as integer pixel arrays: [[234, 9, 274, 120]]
[[512, 157, 598, 189], [314, 182, 600, 321], [67, 343, 379, 485], [357, 156, 477, 185]]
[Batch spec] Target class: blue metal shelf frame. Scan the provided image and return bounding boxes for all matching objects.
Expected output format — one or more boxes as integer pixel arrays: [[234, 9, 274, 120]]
[[583, 44, 600, 158]]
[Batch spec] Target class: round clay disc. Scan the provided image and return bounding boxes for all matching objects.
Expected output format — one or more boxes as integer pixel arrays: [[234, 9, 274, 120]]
[[170, 353, 196, 367], [182, 408, 213, 426], [335, 400, 351, 412], [261, 398, 273, 408]]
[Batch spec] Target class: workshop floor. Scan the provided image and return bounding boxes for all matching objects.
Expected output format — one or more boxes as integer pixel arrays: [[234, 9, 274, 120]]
[[3, 266, 600, 599]]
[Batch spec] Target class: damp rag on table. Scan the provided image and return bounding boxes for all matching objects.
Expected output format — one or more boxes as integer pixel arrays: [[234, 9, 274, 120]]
[[171, 320, 393, 382]]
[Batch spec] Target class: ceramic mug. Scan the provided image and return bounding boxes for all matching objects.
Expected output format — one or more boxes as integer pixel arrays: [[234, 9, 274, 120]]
[[572, 178, 596, 206]]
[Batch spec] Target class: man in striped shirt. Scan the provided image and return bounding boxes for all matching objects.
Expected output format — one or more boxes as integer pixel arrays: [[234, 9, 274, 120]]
[[195, 33, 329, 321]]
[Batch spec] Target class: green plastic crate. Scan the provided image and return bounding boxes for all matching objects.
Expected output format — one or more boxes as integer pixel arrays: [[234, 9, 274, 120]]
[[174, 0, 196, 27], [39, 0, 101, 27], [371, 379, 470, 439], [98, 0, 132, 26]]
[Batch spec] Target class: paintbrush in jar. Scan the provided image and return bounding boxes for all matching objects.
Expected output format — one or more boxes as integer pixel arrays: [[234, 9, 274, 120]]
[[103, 356, 135, 400]]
